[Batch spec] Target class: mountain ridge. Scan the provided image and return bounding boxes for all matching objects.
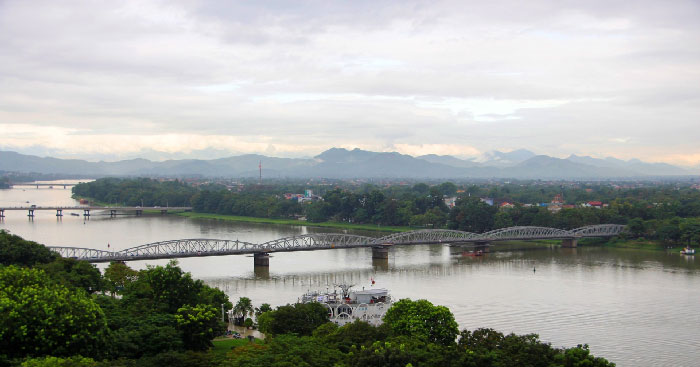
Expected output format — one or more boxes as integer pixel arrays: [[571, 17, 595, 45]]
[[0, 149, 694, 179]]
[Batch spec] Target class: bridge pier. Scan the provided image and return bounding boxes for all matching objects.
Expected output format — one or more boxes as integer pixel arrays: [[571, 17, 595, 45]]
[[0, 209, 4, 218], [253, 252, 270, 267], [110, 210, 117, 217], [83, 209, 90, 217], [561, 238, 578, 248], [372, 257, 389, 271], [372, 245, 392, 259], [254, 265, 270, 279], [27, 209, 34, 217], [56, 209, 63, 217]]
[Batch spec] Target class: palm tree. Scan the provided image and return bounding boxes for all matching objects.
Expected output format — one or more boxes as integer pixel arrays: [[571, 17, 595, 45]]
[[233, 297, 254, 326]]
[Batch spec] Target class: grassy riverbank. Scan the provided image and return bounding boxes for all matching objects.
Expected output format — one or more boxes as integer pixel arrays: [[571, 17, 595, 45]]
[[601, 238, 686, 252], [175, 211, 412, 233]]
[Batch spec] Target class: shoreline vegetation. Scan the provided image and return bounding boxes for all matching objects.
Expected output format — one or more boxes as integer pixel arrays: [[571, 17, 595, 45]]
[[177, 211, 687, 252], [174, 211, 411, 232], [80, 195, 684, 252], [71, 174, 700, 254]]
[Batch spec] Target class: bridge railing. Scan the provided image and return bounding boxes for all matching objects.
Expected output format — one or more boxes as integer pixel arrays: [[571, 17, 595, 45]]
[[46, 224, 626, 261]]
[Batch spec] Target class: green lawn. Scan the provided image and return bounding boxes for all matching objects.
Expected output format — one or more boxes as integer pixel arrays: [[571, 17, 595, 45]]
[[211, 337, 262, 357]]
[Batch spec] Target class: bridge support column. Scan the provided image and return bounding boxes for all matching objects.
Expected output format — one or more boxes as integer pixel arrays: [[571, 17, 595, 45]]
[[83, 209, 90, 217], [253, 252, 270, 267], [561, 238, 578, 248], [254, 265, 270, 279], [110, 210, 117, 217], [372, 245, 391, 259], [474, 241, 490, 253], [56, 209, 63, 217], [372, 257, 389, 271], [0, 209, 4, 218], [28, 209, 34, 217]]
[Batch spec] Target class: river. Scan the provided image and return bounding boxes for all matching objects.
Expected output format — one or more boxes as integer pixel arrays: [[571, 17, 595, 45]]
[[2, 182, 699, 366]]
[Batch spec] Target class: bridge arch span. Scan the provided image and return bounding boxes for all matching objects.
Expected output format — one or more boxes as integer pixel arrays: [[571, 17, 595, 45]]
[[375, 229, 479, 245], [480, 226, 574, 241], [259, 233, 376, 252], [571, 224, 626, 237], [48, 247, 118, 260], [119, 238, 259, 258]]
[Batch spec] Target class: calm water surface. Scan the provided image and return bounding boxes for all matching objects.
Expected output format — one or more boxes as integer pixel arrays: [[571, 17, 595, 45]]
[[2, 183, 700, 367]]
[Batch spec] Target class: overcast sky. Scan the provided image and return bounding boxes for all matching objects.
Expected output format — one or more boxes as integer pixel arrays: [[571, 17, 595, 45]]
[[1, 0, 699, 164]]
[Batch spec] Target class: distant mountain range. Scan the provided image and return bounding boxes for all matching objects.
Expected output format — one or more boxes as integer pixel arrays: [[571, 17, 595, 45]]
[[0, 149, 695, 179]]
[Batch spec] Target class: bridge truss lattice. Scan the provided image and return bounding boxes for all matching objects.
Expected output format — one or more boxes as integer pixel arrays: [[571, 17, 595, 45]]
[[48, 224, 626, 262]]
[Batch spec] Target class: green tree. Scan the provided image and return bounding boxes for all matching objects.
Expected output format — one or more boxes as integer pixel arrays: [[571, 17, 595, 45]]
[[626, 218, 646, 238], [553, 344, 616, 367], [39, 257, 102, 294], [680, 219, 700, 247], [21, 356, 97, 367], [0, 266, 108, 359], [257, 303, 329, 336], [448, 198, 498, 233], [233, 297, 255, 325], [0, 230, 57, 266], [103, 261, 138, 297], [494, 211, 514, 229], [383, 298, 459, 346], [174, 304, 225, 351], [255, 303, 272, 319], [108, 314, 183, 359], [122, 260, 202, 314], [224, 334, 343, 367]]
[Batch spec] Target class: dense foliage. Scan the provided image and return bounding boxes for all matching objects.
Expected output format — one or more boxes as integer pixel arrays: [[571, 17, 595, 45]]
[[1, 233, 615, 366], [0, 230, 57, 266], [72, 178, 195, 207], [0, 266, 108, 360], [257, 302, 330, 336], [73, 178, 700, 247]]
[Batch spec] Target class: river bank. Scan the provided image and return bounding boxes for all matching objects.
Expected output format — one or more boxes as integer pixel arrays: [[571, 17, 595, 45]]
[[174, 211, 412, 232], [73, 195, 688, 253], [176, 212, 689, 252]]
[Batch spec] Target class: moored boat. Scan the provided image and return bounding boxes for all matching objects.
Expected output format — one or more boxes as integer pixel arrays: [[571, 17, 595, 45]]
[[299, 284, 392, 326], [681, 247, 695, 255]]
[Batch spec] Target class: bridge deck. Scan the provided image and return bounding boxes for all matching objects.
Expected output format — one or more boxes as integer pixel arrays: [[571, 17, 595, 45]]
[[47, 225, 626, 263], [0, 206, 192, 211]]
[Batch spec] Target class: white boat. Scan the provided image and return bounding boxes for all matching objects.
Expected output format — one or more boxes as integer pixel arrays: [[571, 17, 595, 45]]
[[299, 284, 392, 326], [681, 247, 695, 255]]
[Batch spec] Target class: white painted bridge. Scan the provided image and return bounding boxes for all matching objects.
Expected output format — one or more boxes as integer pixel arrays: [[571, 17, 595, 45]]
[[48, 224, 626, 263]]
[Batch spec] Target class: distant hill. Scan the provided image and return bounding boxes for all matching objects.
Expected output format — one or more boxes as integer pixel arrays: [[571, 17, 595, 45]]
[[416, 154, 480, 168], [0, 149, 693, 180], [476, 149, 537, 167], [566, 155, 689, 176]]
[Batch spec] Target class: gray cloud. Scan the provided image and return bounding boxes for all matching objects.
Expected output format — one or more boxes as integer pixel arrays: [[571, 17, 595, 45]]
[[1, 0, 699, 164]]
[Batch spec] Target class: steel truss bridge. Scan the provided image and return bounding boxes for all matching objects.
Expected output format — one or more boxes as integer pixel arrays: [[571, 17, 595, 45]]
[[48, 224, 626, 263]]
